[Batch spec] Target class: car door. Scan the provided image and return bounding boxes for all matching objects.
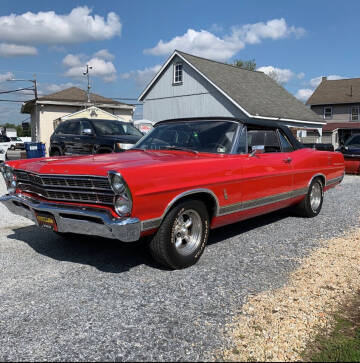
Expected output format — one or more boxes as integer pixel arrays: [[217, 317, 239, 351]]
[[78, 120, 96, 154], [63, 121, 81, 155], [239, 127, 294, 212]]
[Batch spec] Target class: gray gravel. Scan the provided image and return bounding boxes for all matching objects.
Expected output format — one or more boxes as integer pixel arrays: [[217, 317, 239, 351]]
[[0, 176, 359, 361]]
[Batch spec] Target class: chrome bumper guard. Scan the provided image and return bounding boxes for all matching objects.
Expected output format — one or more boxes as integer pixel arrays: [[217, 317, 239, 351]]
[[0, 193, 141, 242]]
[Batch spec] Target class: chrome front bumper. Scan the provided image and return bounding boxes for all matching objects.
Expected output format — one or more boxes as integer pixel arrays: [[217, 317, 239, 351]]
[[0, 193, 141, 242]]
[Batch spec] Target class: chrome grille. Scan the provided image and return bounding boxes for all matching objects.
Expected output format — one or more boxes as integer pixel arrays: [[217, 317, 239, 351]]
[[14, 170, 114, 205]]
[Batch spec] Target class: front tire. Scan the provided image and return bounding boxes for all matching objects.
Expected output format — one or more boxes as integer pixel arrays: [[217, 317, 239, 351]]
[[149, 199, 210, 269], [294, 178, 324, 217]]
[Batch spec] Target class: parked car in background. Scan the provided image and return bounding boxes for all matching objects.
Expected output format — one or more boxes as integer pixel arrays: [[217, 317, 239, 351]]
[[336, 133, 360, 174], [49, 118, 143, 156], [1, 117, 345, 269], [0, 134, 11, 152], [9, 137, 25, 150]]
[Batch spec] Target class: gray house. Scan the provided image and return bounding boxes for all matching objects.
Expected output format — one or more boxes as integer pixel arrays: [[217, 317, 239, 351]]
[[306, 77, 360, 148], [139, 50, 325, 137]]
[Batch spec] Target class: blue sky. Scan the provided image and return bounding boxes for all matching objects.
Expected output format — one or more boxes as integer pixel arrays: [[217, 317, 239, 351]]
[[0, 0, 359, 123]]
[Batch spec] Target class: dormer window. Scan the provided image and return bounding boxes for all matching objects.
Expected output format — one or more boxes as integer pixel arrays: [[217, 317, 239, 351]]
[[173, 63, 183, 84], [324, 106, 332, 119]]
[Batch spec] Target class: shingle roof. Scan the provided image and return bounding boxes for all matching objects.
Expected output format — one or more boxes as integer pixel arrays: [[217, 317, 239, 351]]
[[37, 87, 128, 106], [140, 50, 323, 124], [306, 78, 360, 105], [177, 51, 323, 124]]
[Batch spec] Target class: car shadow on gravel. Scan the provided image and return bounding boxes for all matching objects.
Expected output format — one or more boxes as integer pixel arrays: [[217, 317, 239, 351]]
[[7, 208, 291, 273], [7, 225, 160, 273], [208, 208, 291, 245]]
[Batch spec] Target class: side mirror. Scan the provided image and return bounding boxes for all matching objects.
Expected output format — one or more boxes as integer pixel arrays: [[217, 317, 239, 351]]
[[82, 128, 94, 136], [250, 145, 265, 157]]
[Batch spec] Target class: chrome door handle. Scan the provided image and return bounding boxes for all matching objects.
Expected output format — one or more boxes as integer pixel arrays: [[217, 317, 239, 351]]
[[283, 157, 292, 163], [74, 137, 81, 140]]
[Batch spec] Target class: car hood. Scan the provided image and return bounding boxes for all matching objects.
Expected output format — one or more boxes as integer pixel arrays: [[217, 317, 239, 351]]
[[7, 149, 219, 176]]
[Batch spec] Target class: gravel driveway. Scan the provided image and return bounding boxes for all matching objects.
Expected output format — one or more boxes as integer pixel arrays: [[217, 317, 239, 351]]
[[0, 176, 359, 361]]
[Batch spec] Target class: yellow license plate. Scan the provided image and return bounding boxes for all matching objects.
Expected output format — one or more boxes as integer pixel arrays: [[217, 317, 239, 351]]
[[36, 213, 58, 231]]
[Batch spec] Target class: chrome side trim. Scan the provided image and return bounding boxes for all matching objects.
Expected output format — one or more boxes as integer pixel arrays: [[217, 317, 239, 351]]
[[141, 188, 220, 232], [0, 193, 140, 242], [326, 175, 344, 186], [141, 218, 162, 231], [218, 187, 308, 216]]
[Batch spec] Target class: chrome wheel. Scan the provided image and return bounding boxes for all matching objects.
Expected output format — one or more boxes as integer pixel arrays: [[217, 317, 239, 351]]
[[310, 182, 322, 211], [173, 209, 203, 256]]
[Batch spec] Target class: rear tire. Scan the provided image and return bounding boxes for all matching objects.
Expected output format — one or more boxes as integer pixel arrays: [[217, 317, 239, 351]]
[[149, 199, 210, 269], [294, 178, 324, 218]]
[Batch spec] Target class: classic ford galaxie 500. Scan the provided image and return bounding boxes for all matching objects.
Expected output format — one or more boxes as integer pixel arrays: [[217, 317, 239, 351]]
[[0, 118, 345, 269]]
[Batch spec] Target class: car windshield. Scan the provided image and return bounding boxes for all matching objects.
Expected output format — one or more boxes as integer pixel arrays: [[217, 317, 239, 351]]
[[134, 120, 239, 154], [91, 120, 143, 137], [345, 134, 360, 147]]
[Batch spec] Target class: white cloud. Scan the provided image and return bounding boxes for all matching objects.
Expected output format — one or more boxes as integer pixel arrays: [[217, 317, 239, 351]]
[[231, 18, 305, 45], [63, 53, 117, 82], [144, 18, 305, 61], [62, 54, 83, 67], [145, 29, 242, 62], [257, 65, 296, 84], [0, 71, 14, 83], [93, 49, 115, 61], [295, 88, 314, 102], [121, 64, 162, 87], [297, 72, 305, 79], [0, 7, 121, 45], [0, 43, 37, 57], [309, 74, 343, 88]]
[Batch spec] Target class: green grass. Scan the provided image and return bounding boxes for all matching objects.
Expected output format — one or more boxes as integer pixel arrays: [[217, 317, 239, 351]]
[[302, 293, 360, 362]]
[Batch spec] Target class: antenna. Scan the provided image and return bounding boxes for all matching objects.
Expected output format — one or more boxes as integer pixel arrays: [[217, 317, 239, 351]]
[[83, 64, 93, 103]]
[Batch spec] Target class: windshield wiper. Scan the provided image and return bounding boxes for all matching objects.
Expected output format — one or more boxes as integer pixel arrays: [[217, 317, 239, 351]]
[[161, 146, 199, 155]]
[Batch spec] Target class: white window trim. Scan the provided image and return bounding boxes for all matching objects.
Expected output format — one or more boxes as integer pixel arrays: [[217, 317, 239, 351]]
[[351, 106, 359, 121], [173, 62, 183, 84], [323, 106, 332, 119]]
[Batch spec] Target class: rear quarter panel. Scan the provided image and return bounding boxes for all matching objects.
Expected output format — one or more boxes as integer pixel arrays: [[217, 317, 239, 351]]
[[292, 148, 344, 190]]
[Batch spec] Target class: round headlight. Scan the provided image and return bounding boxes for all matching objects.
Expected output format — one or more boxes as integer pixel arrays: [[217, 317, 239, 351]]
[[115, 195, 132, 216], [111, 174, 125, 194], [5, 169, 13, 180]]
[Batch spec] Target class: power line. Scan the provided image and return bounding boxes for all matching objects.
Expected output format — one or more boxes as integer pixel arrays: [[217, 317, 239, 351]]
[[0, 99, 29, 103], [0, 87, 34, 95]]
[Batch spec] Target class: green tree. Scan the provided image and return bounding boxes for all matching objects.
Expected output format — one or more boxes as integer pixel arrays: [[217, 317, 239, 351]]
[[232, 59, 257, 71]]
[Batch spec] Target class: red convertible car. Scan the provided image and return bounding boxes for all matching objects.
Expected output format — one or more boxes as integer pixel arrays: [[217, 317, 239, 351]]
[[0, 118, 345, 269]]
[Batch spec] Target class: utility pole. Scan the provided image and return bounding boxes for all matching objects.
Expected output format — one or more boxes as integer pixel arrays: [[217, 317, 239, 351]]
[[83, 64, 92, 103], [7, 75, 38, 141], [7, 74, 38, 100]]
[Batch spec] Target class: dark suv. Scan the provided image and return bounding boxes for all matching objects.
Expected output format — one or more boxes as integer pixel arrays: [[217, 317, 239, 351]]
[[50, 118, 143, 156]]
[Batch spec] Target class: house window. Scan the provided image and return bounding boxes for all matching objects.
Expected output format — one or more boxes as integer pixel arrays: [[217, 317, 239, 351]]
[[324, 106, 332, 119], [173, 63, 183, 84], [351, 106, 359, 121]]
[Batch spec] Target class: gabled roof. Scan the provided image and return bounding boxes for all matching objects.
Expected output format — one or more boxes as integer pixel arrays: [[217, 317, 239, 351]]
[[139, 50, 324, 125], [22, 87, 134, 113], [306, 78, 360, 106], [59, 106, 126, 121]]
